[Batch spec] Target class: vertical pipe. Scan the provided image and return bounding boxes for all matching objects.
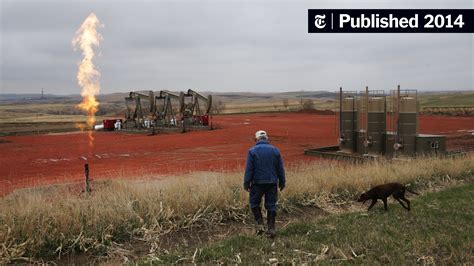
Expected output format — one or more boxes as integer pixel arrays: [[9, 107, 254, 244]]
[[415, 90, 419, 135], [334, 91, 337, 136], [182, 115, 186, 133], [365, 86, 369, 141], [391, 90, 394, 134], [397, 85, 400, 143], [352, 91, 356, 152], [339, 87, 343, 139], [149, 90, 155, 113]]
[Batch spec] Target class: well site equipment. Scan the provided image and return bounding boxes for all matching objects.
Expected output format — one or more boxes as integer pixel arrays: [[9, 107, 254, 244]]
[[356, 88, 387, 155], [102, 119, 122, 131], [124, 91, 155, 129], [339, 90, 358, 153], [155, 90, 181, 127], [305, 85, 446, 160], [181, 89, 213, 127], [123, 89, 213, 132]]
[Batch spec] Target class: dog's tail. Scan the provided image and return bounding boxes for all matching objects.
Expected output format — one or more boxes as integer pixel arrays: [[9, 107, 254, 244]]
[[405, 187, 419, 195]]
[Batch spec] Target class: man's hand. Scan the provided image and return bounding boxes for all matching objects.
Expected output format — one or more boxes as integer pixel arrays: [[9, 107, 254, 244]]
[[244, 183, 251, 192]]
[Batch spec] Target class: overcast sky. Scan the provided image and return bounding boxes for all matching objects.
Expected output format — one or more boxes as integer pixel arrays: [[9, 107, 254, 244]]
[[1, 0, 473, 94]]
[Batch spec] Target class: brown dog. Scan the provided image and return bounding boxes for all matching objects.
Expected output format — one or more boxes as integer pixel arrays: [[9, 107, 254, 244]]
[[357, 182, 419, 211]]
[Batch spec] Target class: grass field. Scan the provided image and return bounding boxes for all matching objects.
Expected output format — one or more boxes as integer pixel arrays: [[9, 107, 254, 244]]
[[1, 155, 472, 263], [0, 103, 108, 136], [417, 92, 474, 116], [418, 92, 474, 107], [221, 99, 335, 114], [153, 183, 473, 264]]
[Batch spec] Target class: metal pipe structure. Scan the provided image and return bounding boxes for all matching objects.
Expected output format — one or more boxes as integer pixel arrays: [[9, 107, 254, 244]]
[[183, 89, 213, 116], [182, 89, 213, 126], [397, 87, 418, 154], [365, 86, 369, 143], [366, 89, 386, 154], [123, 89, 213, 131], [306, 85, 446, 159], [397, 84, 401, 145], [128, 91, 156, 113], [155, 90, 182, 127], [339, 89, 358, 153], [339, 87, 343, 140], [124, 90, 155, 129]]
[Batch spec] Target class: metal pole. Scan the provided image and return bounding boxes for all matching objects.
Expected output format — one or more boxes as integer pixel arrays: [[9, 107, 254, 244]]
[[415, 90, 419, 135], [365, 86, 369, 142], [339, 87, 343, 139], [397, 85, 400, 143]]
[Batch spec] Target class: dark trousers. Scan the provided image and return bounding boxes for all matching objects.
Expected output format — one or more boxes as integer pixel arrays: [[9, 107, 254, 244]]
[[249, 183, 278, 211]]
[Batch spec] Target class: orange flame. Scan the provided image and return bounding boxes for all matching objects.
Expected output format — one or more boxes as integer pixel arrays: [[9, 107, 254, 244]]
[[72, 13, 102, 148]]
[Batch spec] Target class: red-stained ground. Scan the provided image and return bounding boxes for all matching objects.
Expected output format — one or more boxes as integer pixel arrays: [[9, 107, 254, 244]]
[[1, 113, 473, 195]]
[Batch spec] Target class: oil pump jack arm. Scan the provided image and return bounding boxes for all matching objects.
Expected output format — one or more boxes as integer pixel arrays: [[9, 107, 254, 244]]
[[127, 91, 156, 113], [159, 90, 181, 99], [158, 91, 183, 117], [186, 89, 213, 115]]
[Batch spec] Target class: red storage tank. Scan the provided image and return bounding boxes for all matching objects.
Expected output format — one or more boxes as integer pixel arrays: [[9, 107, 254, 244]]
[[193, 115, 209, 126], [103, 119, 116, 131], [201, 115, 209, 126]]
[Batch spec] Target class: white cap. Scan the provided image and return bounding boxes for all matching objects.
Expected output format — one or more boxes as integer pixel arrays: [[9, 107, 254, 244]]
[[255, 130, 268, 140]]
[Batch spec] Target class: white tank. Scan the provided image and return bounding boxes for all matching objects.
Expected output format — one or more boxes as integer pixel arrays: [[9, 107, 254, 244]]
[[115, 120, 122, 130]]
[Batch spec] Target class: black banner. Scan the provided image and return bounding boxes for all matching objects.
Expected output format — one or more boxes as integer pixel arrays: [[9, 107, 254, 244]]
[[308, 9, 474, 33]]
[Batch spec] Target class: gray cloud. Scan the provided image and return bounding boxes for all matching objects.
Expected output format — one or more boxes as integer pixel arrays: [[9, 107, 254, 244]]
[[1, 0, 473, 94]]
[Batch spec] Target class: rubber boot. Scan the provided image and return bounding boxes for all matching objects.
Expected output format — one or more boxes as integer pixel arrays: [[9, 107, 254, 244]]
[[266, 210, 276, 238], [251, 207, 265, 235]]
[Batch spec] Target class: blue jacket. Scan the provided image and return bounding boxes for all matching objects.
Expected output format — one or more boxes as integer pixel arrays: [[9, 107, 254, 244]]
[[244, 140, 286, 188]]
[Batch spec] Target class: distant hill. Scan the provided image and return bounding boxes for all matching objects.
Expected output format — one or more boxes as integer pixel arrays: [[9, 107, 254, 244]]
[[0, 93, 56, 101], [0, 90, 336, 105], [0, 94, 80, 104], [209, 91, 336, 106], [1, 90, 472, 109]]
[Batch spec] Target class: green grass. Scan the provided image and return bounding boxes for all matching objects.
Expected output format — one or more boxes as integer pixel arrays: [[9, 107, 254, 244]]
[[418, 92, 474, 107], [149, 183, 474, 264]]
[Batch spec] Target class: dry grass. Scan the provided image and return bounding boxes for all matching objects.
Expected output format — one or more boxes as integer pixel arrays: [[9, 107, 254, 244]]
[[0, 155, 473, 263], [221, 99, 335, 114], [420, 106, 474, 116]]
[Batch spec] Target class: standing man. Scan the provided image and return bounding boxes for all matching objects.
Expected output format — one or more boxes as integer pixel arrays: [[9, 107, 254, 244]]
[[244, 130, 286, 238]]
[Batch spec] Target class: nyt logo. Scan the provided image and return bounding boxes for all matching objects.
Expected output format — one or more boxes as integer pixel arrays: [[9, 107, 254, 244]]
[[309, 9, 474, 33], [314, 14, 327, 29]]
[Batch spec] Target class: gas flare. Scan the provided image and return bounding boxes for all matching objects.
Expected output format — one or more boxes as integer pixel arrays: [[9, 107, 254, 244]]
[[72, 13, 103, 148]]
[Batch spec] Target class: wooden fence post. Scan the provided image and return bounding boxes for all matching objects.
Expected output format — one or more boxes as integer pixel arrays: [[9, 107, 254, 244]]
[[85, 163, 91, 194]]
